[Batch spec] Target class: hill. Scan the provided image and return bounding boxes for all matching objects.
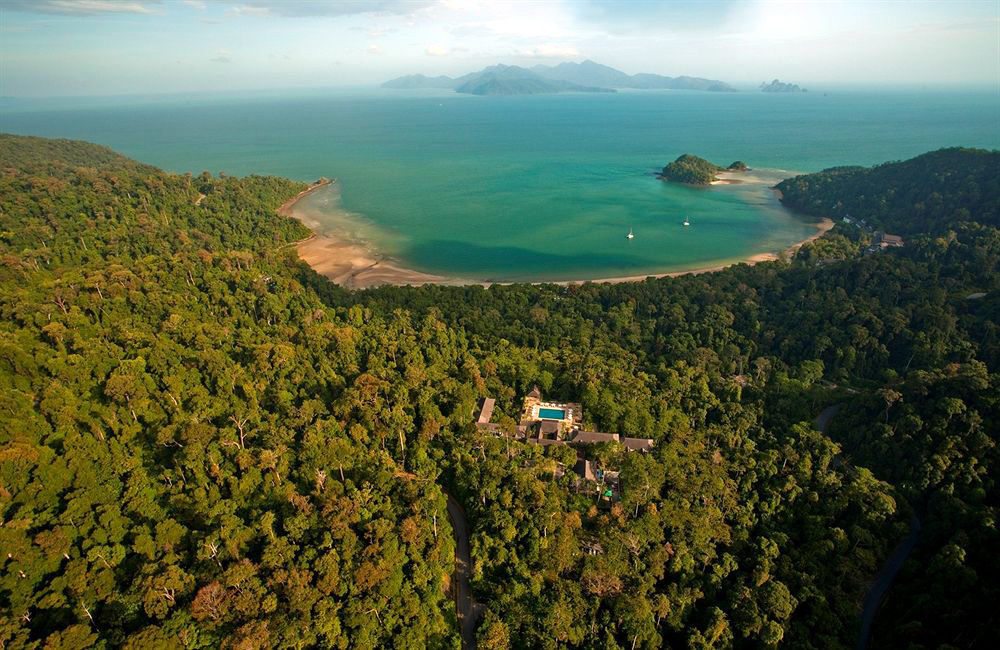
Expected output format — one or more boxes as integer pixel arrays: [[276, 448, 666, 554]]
[[452, 64, 613, 96], [381, 73, 457, 89], [532, 60, 735, 92], [775, 147, 1000, 233], [761, 79, 806, 92], [382, 59, 734, 95], [381, 64, 613, 96], [659, 154, 748, 185]]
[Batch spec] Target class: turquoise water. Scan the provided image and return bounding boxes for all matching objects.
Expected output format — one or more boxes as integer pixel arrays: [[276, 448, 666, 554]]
[[539, 408, 567, 420], [2, 88, 998, 281]]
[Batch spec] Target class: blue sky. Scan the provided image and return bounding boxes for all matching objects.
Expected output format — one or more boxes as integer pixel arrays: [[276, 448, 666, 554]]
[[1, 0, 998, 96]]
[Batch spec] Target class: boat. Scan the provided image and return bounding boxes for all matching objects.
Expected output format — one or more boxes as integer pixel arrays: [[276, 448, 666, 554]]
[[683, 216, 690, 227], [626, 226, 634, 240]]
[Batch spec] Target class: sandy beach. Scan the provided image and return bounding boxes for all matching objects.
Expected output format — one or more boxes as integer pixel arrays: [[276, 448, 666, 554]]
[[296, 235, 471, 289], [284, 180, 473, 289], [282, 181, 834, 289], [710, 170, 745, 186]]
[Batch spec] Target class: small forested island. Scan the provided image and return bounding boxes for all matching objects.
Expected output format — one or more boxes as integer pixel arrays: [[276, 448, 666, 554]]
[[760, 79, 807, 92], [659, 153, 749, 185], [1, 133, 998, 649]]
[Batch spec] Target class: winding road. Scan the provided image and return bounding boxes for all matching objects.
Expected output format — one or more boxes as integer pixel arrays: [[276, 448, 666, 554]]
[[856, 512, 921, 650], [813, 403, 922, 650], [446, 494, 483, 649]]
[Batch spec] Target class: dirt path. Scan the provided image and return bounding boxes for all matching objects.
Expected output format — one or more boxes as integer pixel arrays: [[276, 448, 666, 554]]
[[446, 494, 482, 649]]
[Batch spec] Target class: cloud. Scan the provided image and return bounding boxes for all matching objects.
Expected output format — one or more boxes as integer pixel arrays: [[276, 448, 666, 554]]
[[425, 44, 450, 56], [228, 5, 269, 16], [2, 0, 161, 14], [515, 44, 580, 58], [210, 48, 231, 63], [182, 0, 206, 9], [368, 44, 383, 55], [223, 0, 433, 18]]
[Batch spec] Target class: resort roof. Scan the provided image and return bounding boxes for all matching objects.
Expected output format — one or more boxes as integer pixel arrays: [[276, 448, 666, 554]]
[[531, 438, 568, 447], [574, 459, 596, 481], [572, 431, 620, 444], [476, 397, 496, 424], [527, 385, 542, 399], [539, 420, 561, 436], [622, 437, 655, 453], [876, 232, 904, 247]]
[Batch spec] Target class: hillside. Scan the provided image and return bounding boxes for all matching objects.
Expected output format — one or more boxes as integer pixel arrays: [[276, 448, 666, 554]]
[[380, 64, 613, 96], [532, 60, 735, 92], [382, 59, 734, 94], [452, 65, 613, 96], [659, 154, 747, 185], [1, 135, 998, 649], [380, 74, 456, 89], [775, 147, 1000, 233], [761, 79, 806, 92]]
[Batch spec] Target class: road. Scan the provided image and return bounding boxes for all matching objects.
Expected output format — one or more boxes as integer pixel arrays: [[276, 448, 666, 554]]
[[856, 512, 921, 650], [446, 493, 483, 649], [814, 403, 842, 435], [813, 402, 922, 650]]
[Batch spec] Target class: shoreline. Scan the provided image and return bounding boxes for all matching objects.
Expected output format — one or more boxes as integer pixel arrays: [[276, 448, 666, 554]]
[[282, 182, 834, 289], [277, 177, 334, 217]]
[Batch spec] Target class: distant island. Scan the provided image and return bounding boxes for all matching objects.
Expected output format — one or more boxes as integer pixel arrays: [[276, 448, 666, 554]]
[[760, 79, 807, 93], [383, 60, 735, 96], [659, 154, 749, 185]]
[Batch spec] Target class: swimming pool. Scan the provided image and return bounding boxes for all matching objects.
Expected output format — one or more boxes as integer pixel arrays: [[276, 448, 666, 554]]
[[538, 407, 566, 420]]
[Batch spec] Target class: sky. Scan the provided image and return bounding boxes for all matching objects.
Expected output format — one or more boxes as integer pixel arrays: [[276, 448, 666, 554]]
[[1, 0, 998, 97]]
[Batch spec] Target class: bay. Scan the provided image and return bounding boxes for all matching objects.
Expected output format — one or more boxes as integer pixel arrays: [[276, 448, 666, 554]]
[[3, 88, 997, 281]]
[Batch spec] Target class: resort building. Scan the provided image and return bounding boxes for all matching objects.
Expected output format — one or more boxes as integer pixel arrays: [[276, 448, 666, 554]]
[[473, 397, 503, 436], [476, 397, 495, 424], [473, 387, 654, 494], [519, 386, 582, 439], [876, 232, 905, 248]]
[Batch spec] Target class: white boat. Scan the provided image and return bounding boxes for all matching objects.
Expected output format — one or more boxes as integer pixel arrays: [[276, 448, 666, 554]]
[[626, 226, 634, 240], [683, 216, 690, 227]]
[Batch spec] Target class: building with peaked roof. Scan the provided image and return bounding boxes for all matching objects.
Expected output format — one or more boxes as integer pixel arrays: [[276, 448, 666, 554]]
[[571, 431, 620, 444], [539, 420, 561, 438], [574, 458, 597, 482], [622, 437, 655, 453], [476, 397, 496, 425]]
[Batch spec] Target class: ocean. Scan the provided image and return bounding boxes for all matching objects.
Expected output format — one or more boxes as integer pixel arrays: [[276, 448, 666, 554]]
[[2, 87, 998, 281]]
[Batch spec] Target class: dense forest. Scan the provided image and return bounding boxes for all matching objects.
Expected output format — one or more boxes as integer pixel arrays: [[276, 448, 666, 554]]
[[775, 147, 1000, 234], [0, 135, 997, 649]]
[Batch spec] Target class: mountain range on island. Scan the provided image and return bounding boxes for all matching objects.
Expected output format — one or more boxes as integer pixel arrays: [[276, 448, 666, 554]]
[[761, 79, 807, 93], [382, 60, 736, 96]]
